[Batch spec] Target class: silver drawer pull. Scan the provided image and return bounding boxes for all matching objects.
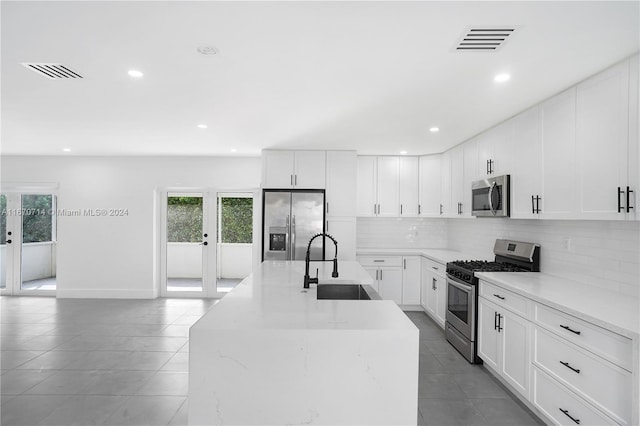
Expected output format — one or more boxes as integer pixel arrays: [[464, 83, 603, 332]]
[[432, 266, 438, 270], [559, 408, 580, 424], [373, 260, 384, 263], [493, 294, 505, 300], [559, 361, 581, 374], [560, 324, 581, 335]]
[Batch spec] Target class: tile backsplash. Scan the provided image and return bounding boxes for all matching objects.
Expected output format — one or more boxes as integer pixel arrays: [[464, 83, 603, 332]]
[[357, 217, 640, 297]]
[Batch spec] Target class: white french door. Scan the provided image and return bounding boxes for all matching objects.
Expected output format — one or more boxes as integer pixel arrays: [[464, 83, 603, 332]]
[[159, 190, 218, 298], [1, 192, 57, 296]]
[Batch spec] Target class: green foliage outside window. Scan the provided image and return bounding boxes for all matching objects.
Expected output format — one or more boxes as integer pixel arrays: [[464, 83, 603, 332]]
[[167, 197, 203, 242], [220, 197, 252, 244], [21, 195, 54, 243]]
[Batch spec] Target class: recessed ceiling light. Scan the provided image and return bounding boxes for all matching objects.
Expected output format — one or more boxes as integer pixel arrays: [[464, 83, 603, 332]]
[[197, 45, 219, 56], [62, 148, 71, 152], [197, 124, 208, 129], [400, 150, 408, 155], [429, 127, 440, 133], [128, 70, 144, 78], [230, 149, 237, 153], [494, 73, 510, 83]]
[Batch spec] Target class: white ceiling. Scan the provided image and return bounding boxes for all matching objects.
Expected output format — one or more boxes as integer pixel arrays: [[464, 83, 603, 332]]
[[1, 1, 639, 157]]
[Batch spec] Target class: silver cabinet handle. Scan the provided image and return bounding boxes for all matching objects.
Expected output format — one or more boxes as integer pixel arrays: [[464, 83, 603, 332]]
[[400, 204, 403, 215], [432, 266, 438, 271], [374, 204, 377, 215], [403, 259, 406, 269], [375, 270, 378, 280], [439, 204, 443, 215], [373, 260, 384, 263], [432, 277, 436, 290], [295, 174, 297, 186], [418, 204, 421, 215], [326, 202, 329, 214], [291, 174, 293, 186]]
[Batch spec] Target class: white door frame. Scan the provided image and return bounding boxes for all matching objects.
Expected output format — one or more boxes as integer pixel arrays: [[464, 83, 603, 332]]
[[158, 188, 217, 298], [1, 185, 58, 297]]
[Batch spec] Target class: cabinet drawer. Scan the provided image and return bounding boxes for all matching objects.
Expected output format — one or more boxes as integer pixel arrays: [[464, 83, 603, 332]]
[[423, 258, 445, 277], [532, 366, 617, 426], [479, 281, 530, 318], [534, 303, 632, 371], [533, 327, 632, 425], [356, 256, 402, 267]]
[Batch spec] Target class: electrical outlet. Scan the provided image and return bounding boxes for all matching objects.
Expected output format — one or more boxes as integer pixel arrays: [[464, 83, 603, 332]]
[[561, 238, 573, 252]]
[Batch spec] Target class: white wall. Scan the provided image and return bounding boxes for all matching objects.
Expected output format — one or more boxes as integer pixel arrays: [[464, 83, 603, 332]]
[[357, 217, 640, 298], [356, 217, 448, 249], [1, 156, 261, 298]]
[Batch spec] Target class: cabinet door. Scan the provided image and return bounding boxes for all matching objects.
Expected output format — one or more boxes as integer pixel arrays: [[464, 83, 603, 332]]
[[501, 309, 531, 399], [262, 151, 294, 188], [377, 157, 400, 217], [511, 106, 543, 219], [440, 151, 452, 217], [540, 88, 579, 219], [399, 157, 419, 217], [326, 151, 357, 217], [379, 267, 403, 304], [576, 60, 629, 220], [325, 217, 356, 261], [294, 151, 326, 189], [363, 267, 379, 293], [477, 121, 512, 177], [449, 146, 464, 217], [478, 298, 499, 371], [401, 256, 421, 305], [356, 156, 377, 217], [434, 273, 447, 327], [628, 54, 639, 221], [425, 274, 437, 319], [419, 155, 442, 217], [461, 141, 478, 217], [420, 258, 430, 310]]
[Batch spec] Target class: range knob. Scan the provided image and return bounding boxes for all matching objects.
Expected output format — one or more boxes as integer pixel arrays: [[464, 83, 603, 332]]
[[464, 274, 471, 281]]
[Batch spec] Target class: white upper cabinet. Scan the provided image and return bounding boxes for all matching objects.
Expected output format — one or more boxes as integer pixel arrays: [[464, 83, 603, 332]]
[[376, 157, 400, 217], [357, 156, 377, 217], [510, 106, 543, 219], [418, 155, 442, 217], [576, 60, 630, 220], [356, 156, 399, 217], [540, 88, 579, 219], [262, 150, 326, 189], [326, 151, 357, 217], [399, 157, 419, 217], [628, 54, 639, 220], [461, 141, 478, 217], [476, 121, 512, 177], [449, 145, 464, 217], [440, 150, 452, 217]]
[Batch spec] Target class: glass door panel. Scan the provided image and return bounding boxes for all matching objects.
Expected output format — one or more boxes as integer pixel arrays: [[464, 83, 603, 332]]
[[20, 194, 57, 292], [166, 193, 205, 293], [216, 193, 253, 293]]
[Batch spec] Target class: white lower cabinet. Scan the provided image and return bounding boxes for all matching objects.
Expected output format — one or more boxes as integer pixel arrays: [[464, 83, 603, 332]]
[[401, 256, 421, 305], [477, 296, 530, 399], [357, 256, 403, 304], [420, 258, 446, 328], [532, 366, 618, 426], [478, 279, 636, 426]]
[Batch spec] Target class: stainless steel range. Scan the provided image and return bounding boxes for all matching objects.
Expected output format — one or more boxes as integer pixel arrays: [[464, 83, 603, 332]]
[[445, 239, 540, 363]]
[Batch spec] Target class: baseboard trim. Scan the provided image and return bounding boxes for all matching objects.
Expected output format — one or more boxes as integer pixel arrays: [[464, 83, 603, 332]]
[[56, 288, 156, 299]]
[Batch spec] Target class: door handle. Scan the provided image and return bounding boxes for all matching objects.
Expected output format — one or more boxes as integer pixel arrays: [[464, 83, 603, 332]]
[[6, 239, 11, 244], [202, 241, 208, 246], [380, 269, 382, 280], [627, 186, 634, 213], [618, 187, 625, 213], [488, 182, 497, 216], [559, 324, 581, 335]]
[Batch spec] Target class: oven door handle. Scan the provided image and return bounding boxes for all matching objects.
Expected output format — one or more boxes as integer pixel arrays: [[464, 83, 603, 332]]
[[447, 275, 473, 292], [488, 182, 497, 216]]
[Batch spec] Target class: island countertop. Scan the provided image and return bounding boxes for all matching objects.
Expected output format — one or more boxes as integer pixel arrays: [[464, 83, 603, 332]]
[[188, 260, 420, 425], [192, 260, 417, 331]]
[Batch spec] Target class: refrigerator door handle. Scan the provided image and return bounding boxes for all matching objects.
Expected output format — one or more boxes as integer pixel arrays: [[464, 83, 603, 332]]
[[285, 215, 291, 260], [291, 215, 296, 260]]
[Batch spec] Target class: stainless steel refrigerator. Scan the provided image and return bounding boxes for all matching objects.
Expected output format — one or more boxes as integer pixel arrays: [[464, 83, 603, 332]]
[[262, 189, 325, 262]]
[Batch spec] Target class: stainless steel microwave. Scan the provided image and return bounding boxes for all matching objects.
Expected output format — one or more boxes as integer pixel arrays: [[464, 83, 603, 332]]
[[471, 175, 510, 217]]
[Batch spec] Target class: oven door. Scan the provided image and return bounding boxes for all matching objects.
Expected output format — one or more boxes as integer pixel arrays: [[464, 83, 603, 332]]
[[446, 275, 476, 341]]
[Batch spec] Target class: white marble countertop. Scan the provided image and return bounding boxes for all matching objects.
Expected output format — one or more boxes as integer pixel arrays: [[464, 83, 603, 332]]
[[193, 260, 417, 332], [476, 271, 640, 339], [356, 247, 489, 264]]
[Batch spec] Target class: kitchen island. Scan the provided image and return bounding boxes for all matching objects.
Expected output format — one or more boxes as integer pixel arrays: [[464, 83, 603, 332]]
[[188, 260, 419, 425]]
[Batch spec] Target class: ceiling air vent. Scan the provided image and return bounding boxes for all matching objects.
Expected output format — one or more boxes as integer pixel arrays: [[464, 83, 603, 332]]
[[454, 27, 516, 52], [21, 63, 83, 79]]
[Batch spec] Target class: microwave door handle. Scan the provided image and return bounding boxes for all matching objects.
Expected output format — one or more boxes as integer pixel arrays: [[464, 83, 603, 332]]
[[488, 182, 497, 216]]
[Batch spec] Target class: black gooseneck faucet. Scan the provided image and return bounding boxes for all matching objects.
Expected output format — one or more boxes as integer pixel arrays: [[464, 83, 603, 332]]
[[303, 233, 339, 289]]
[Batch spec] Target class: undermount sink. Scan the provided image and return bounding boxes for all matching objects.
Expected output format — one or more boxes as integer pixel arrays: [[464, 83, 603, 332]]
[[316, 284, 381, 300]]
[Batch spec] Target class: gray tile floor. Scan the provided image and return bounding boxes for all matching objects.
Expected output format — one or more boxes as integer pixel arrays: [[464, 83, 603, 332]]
[[1, 297, 543, 426]]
